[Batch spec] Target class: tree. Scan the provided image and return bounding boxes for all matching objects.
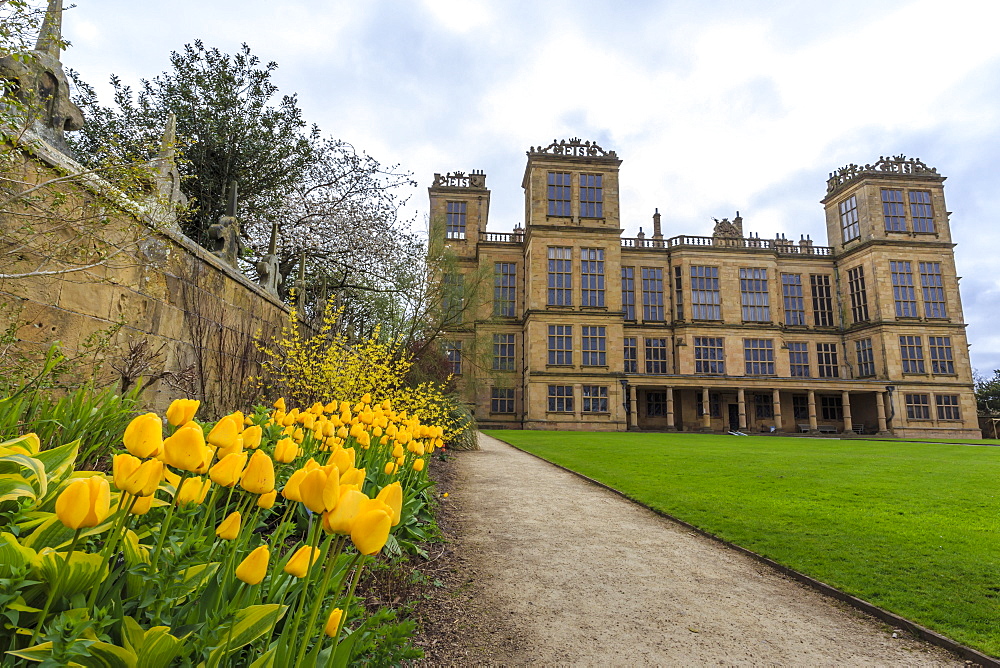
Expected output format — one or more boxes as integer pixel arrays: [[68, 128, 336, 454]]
[[973, 369, 1000, 414], [69, 40, 315, 248]]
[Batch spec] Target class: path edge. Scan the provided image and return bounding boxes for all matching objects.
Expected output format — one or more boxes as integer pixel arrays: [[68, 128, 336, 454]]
[[483, 432, 998, 668]]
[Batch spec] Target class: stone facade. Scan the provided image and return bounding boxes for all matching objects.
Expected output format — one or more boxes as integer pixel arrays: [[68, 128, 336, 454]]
[[430, 140, 982, 439]]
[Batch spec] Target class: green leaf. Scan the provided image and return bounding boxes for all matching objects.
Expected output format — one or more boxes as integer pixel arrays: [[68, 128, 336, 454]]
[[0, 452, 47, 498], [0, 531, 36, 574], [330, 617, 375, 668], [247, 647, 275, 668], [6, 640, 54, 661], [140, 627, 188, 668], [0, 433, 40, 455], [33, 549, 109, 600], [22, 514, 114, 551], [206, 604, 286, 666], [75, 641, 137, 668], [121, 616, 144, 655], [33, 439, 80, 498], [0, 473, 36, 504]]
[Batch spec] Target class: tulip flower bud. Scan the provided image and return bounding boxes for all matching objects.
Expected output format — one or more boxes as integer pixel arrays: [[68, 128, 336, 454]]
[[351, 508, 392, 555], [176, 476, 211, 505], [130, 494, 153, 515], [236, 545, 270, 585], [356, 432, 371, 448], [281, 469, 307, 501], [241, 450, 275, 495], [123, 459, 164, 497], [375, 482, 402, 526], [273, 397, 287, 412], [216, 511, 242, 540], [210, 452, 248, 488], [330, 447, 355, 473], [283, 545, 320, 578], [391, 445, 404, 459], [216, 435, 243, 460], [299, 467, 340, 513], [383, 461, 395, 475], [324, 607, 344, 637], [339, 467, 366, 488], [207, 416, 240, 449], [165, 398, 200, 427], [113, 453, 141, 490], [55, 476, 111, 529], [274, 437, 298, 464], [257, 489, 278, 509], [323, 488, 366, 535], [123, 413, 163, 458], [241, 425, 263, 450], [413, 459, 425, 472], [163, 424, 211, 472]]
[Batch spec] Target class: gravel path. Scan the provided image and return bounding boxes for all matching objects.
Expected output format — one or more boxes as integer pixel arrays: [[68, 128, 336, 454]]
[[426, 432, 961, 665]]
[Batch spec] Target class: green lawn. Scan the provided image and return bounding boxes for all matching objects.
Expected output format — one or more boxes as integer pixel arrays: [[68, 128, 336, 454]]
[[484, 430, 1000, 657]]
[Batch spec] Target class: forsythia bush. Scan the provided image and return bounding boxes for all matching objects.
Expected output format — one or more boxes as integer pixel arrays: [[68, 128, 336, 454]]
[[259, 306, 472, 444], [0, 393, 441, 666]]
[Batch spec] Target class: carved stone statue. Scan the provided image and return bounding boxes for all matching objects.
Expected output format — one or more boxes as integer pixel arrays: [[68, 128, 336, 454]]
[[150, 114, 187, 232], [0, 0, 84, 157], [208, 181, 245, 267], [255, 222, 282, 297]]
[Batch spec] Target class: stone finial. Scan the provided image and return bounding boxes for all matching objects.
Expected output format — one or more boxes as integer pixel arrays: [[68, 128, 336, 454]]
[[255, 222, 282, 297], [207, 180, 245, 267], [0, 0, 84, 156], [34, 0, 63, 59], [652, 208, 662, 240], [151, 113, 187, 231]]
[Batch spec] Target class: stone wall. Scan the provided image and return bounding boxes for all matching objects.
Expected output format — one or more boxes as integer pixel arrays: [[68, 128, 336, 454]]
[[1, 131, 290, 416]]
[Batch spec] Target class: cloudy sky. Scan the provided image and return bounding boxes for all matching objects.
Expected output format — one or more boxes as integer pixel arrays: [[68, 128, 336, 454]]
[[60, 0, 1000, 371]]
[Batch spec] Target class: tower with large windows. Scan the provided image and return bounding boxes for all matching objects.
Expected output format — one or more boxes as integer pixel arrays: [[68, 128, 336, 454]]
[[431, 142, 980, 438]]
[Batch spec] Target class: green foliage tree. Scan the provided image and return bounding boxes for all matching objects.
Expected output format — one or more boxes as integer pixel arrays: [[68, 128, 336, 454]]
[[69, 40, 314, 248], [973, 369, 1000, 414]]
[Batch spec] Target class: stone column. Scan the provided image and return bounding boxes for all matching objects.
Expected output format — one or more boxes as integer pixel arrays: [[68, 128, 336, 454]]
[[876, 391, 888, 433], [574, 383, 582, 422], [772, 388, 782, 431], [807, 389, 818, 432], [702, 387, 712, 430], [737, 388, 747, 430], [628, 385, 638, 430], [665, 387, 675, 429], [841, 390, 853, 434]]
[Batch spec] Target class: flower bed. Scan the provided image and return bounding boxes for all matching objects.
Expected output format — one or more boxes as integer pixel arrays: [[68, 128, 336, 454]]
[[0, 393, 442, 665]]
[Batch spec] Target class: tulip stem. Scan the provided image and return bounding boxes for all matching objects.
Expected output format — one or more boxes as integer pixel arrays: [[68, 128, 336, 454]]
[[31, 528, 82, 644], [88, 494, 139, 610], [151, 471, 189, 570], [293, 533, 343, 667], [328, 554, 368, 663], [280, 520, 323, 663]]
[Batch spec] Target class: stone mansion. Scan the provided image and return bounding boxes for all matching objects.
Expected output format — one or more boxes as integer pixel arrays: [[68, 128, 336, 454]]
[[429, 138, 981, 439]]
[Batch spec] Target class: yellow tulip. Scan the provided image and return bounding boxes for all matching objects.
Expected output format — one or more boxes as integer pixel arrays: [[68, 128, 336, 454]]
[[130, 494, 153, 515], [207, 416, 240, 449], [301, 414, 316, 430], [165, 398, 200, 427], [282, 469, 307, 501], [273, 437, 298, 464], [336, 426, 348, 439], [356, 431, 371, 448], [360, 393, 371, 404], [176, 476, 211, 505], [323, 488, 366, 535], [376, 482, 402, 526], [242, 425, 263, 450], [236, 545, 270, 585], [324, 608, 344, 637], [216, 511, 241, 540], [216, 436, 243, 460], [273, 397, 287, 412], [241, 450, 275, 494], [340, 467, 365, 488], [123, 412, 163, 458], [413, 459, 425, 472], [283, 545, 320, 578], [298, 468, 339, 514], [330, 447, 355, 473], [163, 424, 211, 472], [113, 453, 141, 490], [120, 458, 164, 497], [372, 426, 383, 438], [55, 476, 111, 529], [351, 508, 392, 555], [391, 445, 404, 459], [210, 452, 248, 488], [383, 461, 396, 475], [257, 489, 277, 509], [162, 468, 180, 487]]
